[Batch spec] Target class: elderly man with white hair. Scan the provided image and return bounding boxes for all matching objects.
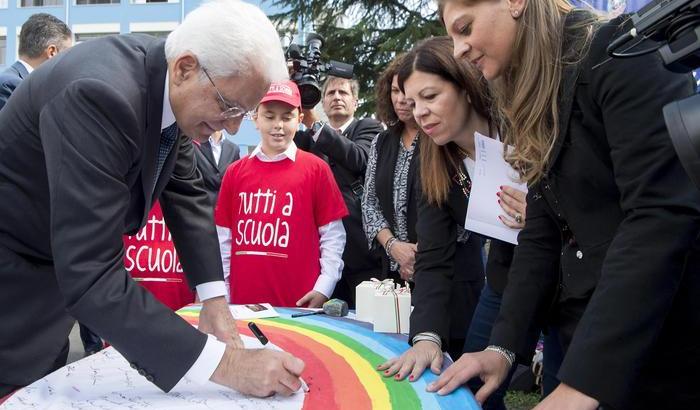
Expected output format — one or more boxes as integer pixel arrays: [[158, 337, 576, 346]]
[[0, 0, 303, 399]]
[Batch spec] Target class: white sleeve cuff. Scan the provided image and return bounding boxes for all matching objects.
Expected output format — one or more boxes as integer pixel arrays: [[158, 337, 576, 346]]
[[313, 274, 337, 299], [181, 334, 227, 385], [196, 281, 227, 302]]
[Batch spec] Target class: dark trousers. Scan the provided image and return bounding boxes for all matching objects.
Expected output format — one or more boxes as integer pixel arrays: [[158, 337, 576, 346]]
[[0, 339, 69, 397], [79, 323, 103, 353], [463, 284, 516, 410]]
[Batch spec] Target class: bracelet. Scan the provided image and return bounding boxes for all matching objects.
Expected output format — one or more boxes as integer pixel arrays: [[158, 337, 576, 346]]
[[485, 345, 516, 367], [384, 237, 397, 257], [412, 332, 442, 349]]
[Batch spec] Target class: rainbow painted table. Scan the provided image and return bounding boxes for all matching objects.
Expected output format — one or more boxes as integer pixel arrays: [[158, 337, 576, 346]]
[[1, 306, 480, 410], [179, 305, 479, 409]]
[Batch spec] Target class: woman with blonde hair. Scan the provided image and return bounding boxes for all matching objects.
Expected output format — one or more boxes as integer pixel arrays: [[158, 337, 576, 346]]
[[432, 0, 700, 409]]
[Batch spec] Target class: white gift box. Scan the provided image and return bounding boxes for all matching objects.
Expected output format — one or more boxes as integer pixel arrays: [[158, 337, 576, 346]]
[[372, 285, 411, 334], [355, 278, 394, 323]]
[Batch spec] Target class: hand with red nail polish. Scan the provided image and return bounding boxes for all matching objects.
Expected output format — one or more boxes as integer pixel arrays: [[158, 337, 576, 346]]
[[376, 341, 443, 382]]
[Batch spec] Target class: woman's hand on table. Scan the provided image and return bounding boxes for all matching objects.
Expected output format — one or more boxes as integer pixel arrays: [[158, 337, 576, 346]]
[[497, 186, 527, 229], [533, 383, 599, 410], [427, 349, 510, 404], [199, 296, 244, 349], [377, 340, 443, 382], [296, 290, 328, 308]]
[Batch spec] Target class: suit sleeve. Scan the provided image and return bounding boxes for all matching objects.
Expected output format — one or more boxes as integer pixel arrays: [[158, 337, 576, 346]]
[[160, 133, 225, 287], [489, 187, 560, 362], [556, 34, 700, 407], [409, 185, 459, 348], [312, 119, 382, 175], [0, 77, 20, 111], [40, 79, 206, 392]]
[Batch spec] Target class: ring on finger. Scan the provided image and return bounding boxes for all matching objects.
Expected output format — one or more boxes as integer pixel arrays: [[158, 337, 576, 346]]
[[515, 213, 523, 224]]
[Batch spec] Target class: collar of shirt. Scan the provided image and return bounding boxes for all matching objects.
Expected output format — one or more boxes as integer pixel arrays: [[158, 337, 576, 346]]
[[18, 59, 34, 74], [336, 117, 355, 134], [209, 135, 223, 147], [251, 141, 297, 162], [161, 71, 176, 131]]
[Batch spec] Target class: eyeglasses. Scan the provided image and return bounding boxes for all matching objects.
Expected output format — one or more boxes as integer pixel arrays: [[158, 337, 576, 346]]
[[201, 67, 251, 120]]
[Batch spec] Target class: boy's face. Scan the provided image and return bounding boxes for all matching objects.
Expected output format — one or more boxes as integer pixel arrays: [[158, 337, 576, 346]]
[[254, 101, 303, 156]]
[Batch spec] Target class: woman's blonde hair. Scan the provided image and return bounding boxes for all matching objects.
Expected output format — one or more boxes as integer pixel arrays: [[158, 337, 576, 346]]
[[438, 0, 600, 184]]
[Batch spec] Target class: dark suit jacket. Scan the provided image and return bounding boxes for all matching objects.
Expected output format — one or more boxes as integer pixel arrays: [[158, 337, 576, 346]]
[[0, 34, 223, 391], [409, 161, 516, 350], [0, 61, 29, 111], [490, 13, 700, 409], [295, 118, 384, 277], [194, 138, 240, 207]]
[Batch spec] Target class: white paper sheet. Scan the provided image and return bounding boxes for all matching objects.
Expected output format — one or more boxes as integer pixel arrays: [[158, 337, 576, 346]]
[[229, 303, 280, 319], [465, 133, 528, 245], [2, 336, 304, 410]]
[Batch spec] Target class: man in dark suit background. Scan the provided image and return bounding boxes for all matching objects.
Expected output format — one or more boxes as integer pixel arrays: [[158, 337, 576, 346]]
[[0, 0, 305, 399], [295, 76, 383, 305], [194, 130, 240, 207], [0, 13, 72, 111]]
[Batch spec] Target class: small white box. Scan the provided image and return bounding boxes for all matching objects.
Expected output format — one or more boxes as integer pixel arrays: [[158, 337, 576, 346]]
[[355, 278, 394, 323], [373, 286, 411, 334]]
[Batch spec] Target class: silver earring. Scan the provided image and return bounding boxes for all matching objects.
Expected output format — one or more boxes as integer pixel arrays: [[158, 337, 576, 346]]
[[512, 10, 520, 17]]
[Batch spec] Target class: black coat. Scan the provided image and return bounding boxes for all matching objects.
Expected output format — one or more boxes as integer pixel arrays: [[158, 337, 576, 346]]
[[490, 14, 700, 409], [295, 118, 384, 280], [0, 60, 29, 111], [0, 35, 222, 391], [194, 138, 240, 207]]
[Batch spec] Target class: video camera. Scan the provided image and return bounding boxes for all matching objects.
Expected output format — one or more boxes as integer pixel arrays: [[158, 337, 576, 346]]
[[286, 33, 354, 109], [608, 0, 700, 189]]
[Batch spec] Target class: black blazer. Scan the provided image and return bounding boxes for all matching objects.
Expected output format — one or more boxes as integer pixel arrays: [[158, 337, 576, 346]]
[[194, 138, 240, 207], [295, 118, 384, 276], [0, 34, 223, 391], [0, 60, 29, 111], [490, 14, 700, 409]]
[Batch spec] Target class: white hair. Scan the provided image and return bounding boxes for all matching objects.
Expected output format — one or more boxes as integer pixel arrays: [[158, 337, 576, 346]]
[[165, 0, 287, 83]]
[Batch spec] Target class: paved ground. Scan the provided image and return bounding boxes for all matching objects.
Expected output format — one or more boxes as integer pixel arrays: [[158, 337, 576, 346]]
[[67, 322, 86, 364]]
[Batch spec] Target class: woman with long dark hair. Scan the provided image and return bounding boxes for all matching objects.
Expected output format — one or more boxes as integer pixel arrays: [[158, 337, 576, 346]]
[[431, 1, 700, 409], [377, 37, 526, 409]]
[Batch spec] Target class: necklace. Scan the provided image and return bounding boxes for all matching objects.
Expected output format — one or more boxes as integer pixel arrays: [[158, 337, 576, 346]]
[[453, 168, 472, 199]]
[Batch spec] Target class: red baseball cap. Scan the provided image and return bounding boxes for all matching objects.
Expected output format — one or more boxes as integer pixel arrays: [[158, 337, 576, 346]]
[[259, 80, 301, 108]]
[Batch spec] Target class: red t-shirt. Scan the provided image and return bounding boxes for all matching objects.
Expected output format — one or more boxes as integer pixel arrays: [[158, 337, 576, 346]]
[[215, 150, 348, 307], [123, 201, 195, 311]]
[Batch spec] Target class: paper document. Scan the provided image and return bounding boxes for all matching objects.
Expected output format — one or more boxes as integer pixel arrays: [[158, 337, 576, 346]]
[[465, 133, 528, 244], [230, 303, 280, 319]]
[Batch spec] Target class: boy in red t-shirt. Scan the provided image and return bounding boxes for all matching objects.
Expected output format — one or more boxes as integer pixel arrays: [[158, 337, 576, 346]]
[[215, 81, 348, 308]]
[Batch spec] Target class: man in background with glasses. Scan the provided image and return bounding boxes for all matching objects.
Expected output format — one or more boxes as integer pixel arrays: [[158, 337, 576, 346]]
[[0, 0, 306, 400]]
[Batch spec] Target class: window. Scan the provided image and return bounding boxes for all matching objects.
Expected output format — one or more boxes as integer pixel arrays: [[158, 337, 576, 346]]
[[74, 32, 117, 43], [0, 36, 6, 66], [0, 0, 8, 8], [132, 0, 178, 4], [132, 31, 170, 38], [76, 0, 118, 4], [18, 0, 63, 6]]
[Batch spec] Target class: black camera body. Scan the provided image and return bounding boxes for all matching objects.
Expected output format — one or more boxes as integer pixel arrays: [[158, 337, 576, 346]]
[[608, 0, 700, 188], [286, 33, 354, 109]]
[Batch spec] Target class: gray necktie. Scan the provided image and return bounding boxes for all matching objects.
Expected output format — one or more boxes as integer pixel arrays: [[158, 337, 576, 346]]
[[152, 122, 179, 193]]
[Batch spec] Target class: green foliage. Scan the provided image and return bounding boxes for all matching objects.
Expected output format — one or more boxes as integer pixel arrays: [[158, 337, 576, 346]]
[[265, 0, 445, 117]]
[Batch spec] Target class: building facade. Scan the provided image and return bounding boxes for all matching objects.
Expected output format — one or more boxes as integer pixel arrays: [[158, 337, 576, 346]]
[[0, 0, 282, 150]]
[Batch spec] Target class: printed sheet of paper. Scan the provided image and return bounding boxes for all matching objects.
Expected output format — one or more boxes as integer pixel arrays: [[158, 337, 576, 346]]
[[2, 336, 304, 410], [465, 133, 528, 244], [230, 303, 280, 319]]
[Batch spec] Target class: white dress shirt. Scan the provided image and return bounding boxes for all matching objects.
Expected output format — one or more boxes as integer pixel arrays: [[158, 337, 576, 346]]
[[209, 135, 223, 166], [18, 59, 34, 74], [160, 74, 227, 386], [217, 141, 346, 299]]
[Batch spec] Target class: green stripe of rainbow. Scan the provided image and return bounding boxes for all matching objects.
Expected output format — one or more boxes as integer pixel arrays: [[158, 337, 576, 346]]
[[177, 308, 422, 409]]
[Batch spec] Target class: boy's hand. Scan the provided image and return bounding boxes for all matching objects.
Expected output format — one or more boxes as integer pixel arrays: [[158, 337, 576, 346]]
[[295, 290, 328, 308]]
